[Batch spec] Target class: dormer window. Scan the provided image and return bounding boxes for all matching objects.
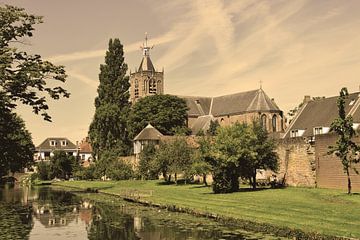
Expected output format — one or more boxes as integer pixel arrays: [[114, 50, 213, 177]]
[[290, 129, 305, 138], [50, 140, 56, 146], [61, 140, 67, 146], [313, 127, 330, 135], [349, 99, 356, 106]]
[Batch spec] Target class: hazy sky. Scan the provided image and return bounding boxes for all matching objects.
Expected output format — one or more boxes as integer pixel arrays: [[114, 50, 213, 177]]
[[3, 0, 360, 145]]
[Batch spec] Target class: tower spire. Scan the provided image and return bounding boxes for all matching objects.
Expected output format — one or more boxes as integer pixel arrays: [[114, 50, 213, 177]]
[[141, 32, 153, 56]]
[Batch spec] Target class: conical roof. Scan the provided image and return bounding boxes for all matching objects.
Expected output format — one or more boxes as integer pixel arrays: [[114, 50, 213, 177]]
[[134, 123, 163, 141], [247, 88, 280, 112], [138, 56, 155, 72]]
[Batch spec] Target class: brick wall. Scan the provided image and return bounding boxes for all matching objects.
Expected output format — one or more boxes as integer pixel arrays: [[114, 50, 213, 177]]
[[315, 133, 360, 191], [276, 138, 316, 187]]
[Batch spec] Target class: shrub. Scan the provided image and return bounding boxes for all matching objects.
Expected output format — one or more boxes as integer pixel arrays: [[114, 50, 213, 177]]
[[37, 161, 51, 180], [107, 160, 134, 180]]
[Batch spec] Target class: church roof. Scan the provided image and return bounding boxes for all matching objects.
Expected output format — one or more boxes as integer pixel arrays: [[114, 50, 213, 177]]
[[190, 115, 214, 135], [246, 88, 280, 112], [134, 123, 163, 141], [181, 88, 281, 118], [138, 56, 155, 72]]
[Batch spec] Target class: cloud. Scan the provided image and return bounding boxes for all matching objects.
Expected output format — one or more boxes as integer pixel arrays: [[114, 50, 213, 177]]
[[46, 33, 177, 63]]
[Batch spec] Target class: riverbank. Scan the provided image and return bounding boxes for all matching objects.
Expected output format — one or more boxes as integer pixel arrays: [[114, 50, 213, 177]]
[[53, 180, 360, 239]]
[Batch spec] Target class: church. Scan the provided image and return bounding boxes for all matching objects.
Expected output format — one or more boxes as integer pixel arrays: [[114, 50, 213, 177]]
[[129, 35, 285, 135]]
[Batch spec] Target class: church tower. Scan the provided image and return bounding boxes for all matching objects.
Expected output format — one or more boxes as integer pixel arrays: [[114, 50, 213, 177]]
[[130, 33, 164, 103]]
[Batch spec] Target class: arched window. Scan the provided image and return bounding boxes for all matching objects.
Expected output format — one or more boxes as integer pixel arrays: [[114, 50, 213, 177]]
[[272, 115, 277, 132], [261, 114, 267, 130], [134, 79, 139, 98], [149, 79, 156, 94]]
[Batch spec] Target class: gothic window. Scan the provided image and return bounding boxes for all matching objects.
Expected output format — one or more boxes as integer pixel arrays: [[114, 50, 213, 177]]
[[261, 114, 267, 130], [272, 115, 277, 132], [134, 79, 139, 98], [157, 80, 162, 93], [149, 79, 156, 94]]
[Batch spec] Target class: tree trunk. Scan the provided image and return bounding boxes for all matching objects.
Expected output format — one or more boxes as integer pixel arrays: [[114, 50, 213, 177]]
[[203, 174, 207, 186], [252, 171, 257, 190], [168, 174, 171, 183], [346, 168, 352, 194], [175, 173, 177, 185]]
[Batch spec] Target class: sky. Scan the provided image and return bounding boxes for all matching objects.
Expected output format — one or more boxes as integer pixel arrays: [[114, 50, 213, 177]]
[[2, 0, 360, 145]]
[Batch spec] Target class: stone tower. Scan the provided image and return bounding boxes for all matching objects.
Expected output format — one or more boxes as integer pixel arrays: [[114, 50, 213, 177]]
[[130, 33, 164, 103]]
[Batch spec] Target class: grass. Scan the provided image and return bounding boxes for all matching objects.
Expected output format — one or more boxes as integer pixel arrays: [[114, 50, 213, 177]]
[[54, 180, 360, 239]]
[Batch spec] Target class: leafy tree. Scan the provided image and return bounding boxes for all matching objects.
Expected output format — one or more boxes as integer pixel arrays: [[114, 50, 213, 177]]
[[94, 150, 117, 179], [154, 141, 173, 182], [211, 123, 252, 193], [153, 138, 192, 184], [0, 5, 69, 121], [128, 94, 189, 139], [49, 150, 77, 179], [328, 87, 360, 194], [0, 109, 34, 178], [37, 161, 51, 180], [191, 136, 213, 186], [207, 120, 220, 136], [138, 143, 158, 180], [243, 120, 278, 189], [168, 137, 193, 184], [89, 38, 131, 158]]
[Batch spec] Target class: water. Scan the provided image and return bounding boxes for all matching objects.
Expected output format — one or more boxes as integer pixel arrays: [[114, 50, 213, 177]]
[[0, 185, 286, 240]]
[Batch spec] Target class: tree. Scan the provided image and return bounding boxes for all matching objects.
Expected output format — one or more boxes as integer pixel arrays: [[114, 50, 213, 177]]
[[328, 88, 360, 194], [138, 143, 158, 180], [207, 120, 220, 136], [243, 120, 278, 189], [168, 137, 192, 184], [191, 136, 213, 186], [49, 150, 77, 179], [0, 109, 34, 178], [211, 123, 252, 193], [0, 5, 69, 121], [127, 94, 189, 139], [89, 38, 131, 158], [154, 141, 172, 182], [107, 160, 134, 180]]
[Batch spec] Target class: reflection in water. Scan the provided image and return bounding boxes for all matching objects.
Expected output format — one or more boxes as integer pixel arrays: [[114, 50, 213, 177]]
[[0, 185, 284, 240]]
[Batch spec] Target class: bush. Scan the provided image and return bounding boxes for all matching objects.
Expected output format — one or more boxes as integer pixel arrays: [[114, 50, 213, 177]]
[[37, 161, 51, 180], [73, 164, 97, 180], [212, 165, 239, 194], [138, 144, 158, 180], [107, 160, 134, 180]]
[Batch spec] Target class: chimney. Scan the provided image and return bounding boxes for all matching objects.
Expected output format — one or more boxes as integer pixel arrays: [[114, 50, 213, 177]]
[[303, 95, 311, 104]]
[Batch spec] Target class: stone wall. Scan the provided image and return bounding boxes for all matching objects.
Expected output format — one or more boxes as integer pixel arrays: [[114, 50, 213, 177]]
[[276, 138, 316, 187]]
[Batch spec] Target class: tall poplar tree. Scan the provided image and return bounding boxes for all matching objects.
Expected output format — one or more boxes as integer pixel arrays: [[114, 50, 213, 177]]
[[89, 39, 131, 158]]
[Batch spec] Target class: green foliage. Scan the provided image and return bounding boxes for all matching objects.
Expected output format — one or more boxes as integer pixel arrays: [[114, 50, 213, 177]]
[[89, 38, 131, 158], [0, 5, 69, 121], [49, 150, 77, 179], [153, 138, 192, 183], [73, 164, 97, 180], [107, 160, 134, 180], [128, 94, 189, 139], [0, 109, 34, 178], [190, 137, 213, 185], [207, 120, 220, 136], [328, 87, 360, 194], [210, 122, 278, 193], [243, 120, 278, 189], [138, 144, 158, 180], [94, 150, 117, 178], [37, 161, 51, 180]]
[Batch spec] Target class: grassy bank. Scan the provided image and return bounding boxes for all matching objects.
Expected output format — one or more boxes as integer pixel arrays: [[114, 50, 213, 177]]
[[54, 180, 360, 239]]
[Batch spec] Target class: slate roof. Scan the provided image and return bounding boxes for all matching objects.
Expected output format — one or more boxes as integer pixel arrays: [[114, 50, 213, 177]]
[[181, 88, 281, 118], [283, 92, 360, 138], [134, 123, 163, 141], [191, 115, 214, 135], [36, 137, 77, 151], [138, 56, 155, 72]]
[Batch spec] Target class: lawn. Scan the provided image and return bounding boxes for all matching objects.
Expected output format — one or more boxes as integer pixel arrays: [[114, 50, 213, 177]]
[[54, 180, 360, 238]]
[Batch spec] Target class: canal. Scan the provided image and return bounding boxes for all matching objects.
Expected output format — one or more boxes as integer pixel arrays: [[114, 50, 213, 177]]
[[0, 185, 287, 240]]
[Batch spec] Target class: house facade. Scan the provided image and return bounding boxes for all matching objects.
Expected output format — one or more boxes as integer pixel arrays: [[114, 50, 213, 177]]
[[34, 137, 78, 161]]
